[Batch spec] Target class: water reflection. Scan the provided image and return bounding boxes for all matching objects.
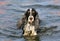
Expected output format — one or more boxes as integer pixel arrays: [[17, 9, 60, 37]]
[[24, 36, 40, 41]]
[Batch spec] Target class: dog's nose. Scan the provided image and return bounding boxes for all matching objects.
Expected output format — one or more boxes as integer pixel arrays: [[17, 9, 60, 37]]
[[30, 17, 33, 20]]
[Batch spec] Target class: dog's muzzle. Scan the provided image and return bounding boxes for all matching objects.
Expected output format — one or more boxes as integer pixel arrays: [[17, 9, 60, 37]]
[[28, 16, 34, 23]]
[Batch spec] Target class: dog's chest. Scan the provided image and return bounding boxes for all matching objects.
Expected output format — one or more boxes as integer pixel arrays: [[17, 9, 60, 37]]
[[24, 23, 35, 31]]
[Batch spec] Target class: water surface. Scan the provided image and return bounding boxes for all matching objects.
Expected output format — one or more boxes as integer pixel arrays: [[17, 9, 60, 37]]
[[0, 0, 60, 41]]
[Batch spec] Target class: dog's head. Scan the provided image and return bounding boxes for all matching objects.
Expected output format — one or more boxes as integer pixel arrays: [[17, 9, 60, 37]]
[[25, 8, 38, 23], [25, 8, 38, 19]]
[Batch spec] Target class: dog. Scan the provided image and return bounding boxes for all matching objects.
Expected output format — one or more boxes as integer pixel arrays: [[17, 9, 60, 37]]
[[23, 14, 37, 36], [17, 8, 40, 36]]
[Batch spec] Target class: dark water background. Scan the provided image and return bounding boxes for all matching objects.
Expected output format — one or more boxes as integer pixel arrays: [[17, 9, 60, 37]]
[[0, 0, 60, 41]]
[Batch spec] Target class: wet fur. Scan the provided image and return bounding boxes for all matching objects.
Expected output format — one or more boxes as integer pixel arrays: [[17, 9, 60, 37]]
[[17, 8, 40, 36], [23, 22, 37, 36]]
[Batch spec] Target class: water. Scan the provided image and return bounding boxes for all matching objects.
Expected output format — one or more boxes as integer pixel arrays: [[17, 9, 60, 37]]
[[0, 0, 60, 41]]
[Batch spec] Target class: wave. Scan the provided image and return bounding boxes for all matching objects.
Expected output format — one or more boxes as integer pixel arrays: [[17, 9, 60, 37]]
[[6, 8, 25, 13], [0, 28, 22, 38], [45, 5, 60, 9], [21, 4, 60, 9]]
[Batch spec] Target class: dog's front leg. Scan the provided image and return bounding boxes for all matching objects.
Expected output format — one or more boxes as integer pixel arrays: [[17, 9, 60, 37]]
[[31, 26, 37, 36]]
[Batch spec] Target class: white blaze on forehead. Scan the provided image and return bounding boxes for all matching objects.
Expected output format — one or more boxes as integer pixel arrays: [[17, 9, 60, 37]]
[[30, 8, 32, 15]]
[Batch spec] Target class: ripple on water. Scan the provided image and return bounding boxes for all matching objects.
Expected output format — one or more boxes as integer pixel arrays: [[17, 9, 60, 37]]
[[0, 0, 60, 41]]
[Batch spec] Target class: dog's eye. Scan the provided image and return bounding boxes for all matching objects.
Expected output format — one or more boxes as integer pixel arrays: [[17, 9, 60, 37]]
[[32, 11, 35, 13]]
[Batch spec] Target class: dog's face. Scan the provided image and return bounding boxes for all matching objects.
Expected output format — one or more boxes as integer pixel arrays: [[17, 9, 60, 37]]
[[28, 16, 34, 24], [25, 8, 38, 23]]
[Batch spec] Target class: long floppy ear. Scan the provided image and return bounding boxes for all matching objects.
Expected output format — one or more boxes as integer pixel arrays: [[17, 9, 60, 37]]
[[25, 9, 30, 17], [32, 8, 38, 17], [24, 9, 30, 20]]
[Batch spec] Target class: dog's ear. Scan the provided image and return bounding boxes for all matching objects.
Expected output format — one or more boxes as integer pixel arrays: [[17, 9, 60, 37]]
[[32, 8, 38, 17], [24, 9, 30, 20], [25, 9, 30, 17]]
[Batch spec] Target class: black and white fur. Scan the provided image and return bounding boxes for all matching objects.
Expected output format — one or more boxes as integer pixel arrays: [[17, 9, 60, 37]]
[[23, 11, 37, 36], [17, 8, 40, 36]]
